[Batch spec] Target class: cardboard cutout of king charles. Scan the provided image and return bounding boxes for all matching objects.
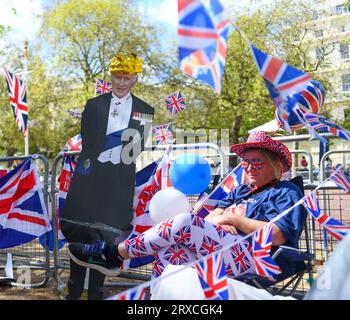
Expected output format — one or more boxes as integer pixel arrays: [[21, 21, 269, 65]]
[[61, 53, 154, 243]]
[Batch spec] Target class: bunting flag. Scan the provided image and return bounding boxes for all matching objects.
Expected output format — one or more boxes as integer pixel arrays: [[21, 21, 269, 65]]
[[195, 251, 229, 300], [294, 109, 350, 143], [152, 123, 174, 145], [303, 192, 350, 241], [108, 286, 147, 300], [65, 110, 82, 119], [249, 44, 312, 132], [192, 165, 249, 218], [164, 91, 187, 115], [3, 69, 28, 136], [0, 158, 51, 248], [95, 79, 112, 95], [57, 156, 78, 241], [0, 169, 9, 179], [178, 0, 230, 93], [252, 224, 282, 279], [63, 134, 82, 154], [329, 169, 350, 194]]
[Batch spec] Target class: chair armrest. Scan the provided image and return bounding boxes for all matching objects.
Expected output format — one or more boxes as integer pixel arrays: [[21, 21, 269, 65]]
[[272, 245, 314, 262]]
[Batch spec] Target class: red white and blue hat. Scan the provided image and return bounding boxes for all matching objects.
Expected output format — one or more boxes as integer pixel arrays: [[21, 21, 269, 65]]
[[230, 131, 292, 173]]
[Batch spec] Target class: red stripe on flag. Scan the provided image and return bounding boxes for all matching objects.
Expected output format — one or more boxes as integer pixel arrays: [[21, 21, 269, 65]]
[[279, 74, 312, 91], [7, 212, 48, 226], [263, 57, 284, 83], [178, 28, 219, 40]]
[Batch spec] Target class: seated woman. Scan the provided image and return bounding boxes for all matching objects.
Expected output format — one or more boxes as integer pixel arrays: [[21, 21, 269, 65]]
[[68, 131, 305, 279]]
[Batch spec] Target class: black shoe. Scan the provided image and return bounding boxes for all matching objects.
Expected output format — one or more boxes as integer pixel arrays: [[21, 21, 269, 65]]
[[68, 241, 123, 277]]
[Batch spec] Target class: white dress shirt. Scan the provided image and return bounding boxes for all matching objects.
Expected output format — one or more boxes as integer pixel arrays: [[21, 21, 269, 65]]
[[97, 92, 132, 165]]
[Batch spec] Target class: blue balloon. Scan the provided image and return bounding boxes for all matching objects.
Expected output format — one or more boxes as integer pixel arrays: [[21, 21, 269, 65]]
[[169, 153, 212, 195]]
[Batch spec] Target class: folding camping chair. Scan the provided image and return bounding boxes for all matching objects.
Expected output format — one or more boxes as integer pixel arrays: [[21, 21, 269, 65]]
[[235, 176, 315, 298]]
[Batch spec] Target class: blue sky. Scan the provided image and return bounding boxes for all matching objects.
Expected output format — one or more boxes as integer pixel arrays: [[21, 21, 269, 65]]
[[0, 0, 276, 66]]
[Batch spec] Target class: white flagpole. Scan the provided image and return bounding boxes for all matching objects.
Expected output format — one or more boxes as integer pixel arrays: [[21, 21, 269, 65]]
[[24, 38, 29, 156]]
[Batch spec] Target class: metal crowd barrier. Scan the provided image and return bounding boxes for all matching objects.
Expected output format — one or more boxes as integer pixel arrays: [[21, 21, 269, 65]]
[[0, 154, 51, 288]]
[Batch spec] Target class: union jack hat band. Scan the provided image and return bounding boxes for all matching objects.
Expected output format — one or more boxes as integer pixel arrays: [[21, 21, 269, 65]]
[[230, 131, 292, 173]]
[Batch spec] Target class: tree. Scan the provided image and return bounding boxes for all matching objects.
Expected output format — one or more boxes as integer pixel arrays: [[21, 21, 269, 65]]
[[41, 0, 165, 92]]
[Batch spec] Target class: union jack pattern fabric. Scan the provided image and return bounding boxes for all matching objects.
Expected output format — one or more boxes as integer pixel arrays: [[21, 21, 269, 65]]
[[108, 286, 147, 300], [295, 110, 350, 143], [95, 79, 112, 95], [124, 212, 254, 283], [178, 0, 230, 93], [0, 158, 51, 248], [192, 165, 249, 218], [0, 169, 9, 179], [63, 134, 82, 154], [329, 169, 350, 195], [195, 252, 229, 300], [3, 69, 28, 136], [303, 192, 350, 241], [152, 123, 174, 145], [252, 224, 282, 279], [164, 91, 187, 115], [249, 44, 312, 132]]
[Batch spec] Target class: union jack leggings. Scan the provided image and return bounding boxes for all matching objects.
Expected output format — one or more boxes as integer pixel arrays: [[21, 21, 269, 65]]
[[125, 213, 254, 280]]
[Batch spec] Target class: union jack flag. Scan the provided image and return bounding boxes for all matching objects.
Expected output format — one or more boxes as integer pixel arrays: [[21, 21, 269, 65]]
[[192, 165, 249, 218], [95, 79, 112, 95], [195, 252, 229, 300], [252, 224, 282, 279], [152, 123, 174, 145], [295, 110, 350, 143], [231, 242, 253, 275], [303, 192, 350, 241], [329, 169, 350, 195], [63, 134, 82, 154], [0, 158, 51, 248], [249, 44, 312, 132], [108, 286, 147, 300], [164, 91, 187, 115], [3, 69, 28, 136], [178, 0, 230, 93]]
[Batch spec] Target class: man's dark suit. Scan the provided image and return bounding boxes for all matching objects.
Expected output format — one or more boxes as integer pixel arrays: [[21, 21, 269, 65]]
[[61, 92, 154, 299]]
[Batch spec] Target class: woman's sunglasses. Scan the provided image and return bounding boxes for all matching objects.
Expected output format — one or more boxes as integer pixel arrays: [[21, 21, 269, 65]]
[[241, 159, 265, 170]]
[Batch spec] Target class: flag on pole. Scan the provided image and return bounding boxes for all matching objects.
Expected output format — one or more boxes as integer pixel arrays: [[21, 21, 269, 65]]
[[249, 44, 312, 132], [0, 158, 51, 248], [152, 123, 174, 145], [165, 91, 187, 115], [3, 69, 28, 136], [95, 79, 112, 95], [178, 0, 230, 93]]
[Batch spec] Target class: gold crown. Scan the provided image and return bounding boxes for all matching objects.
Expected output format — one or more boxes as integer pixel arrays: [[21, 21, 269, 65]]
[[109, 53, 143, 75]]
